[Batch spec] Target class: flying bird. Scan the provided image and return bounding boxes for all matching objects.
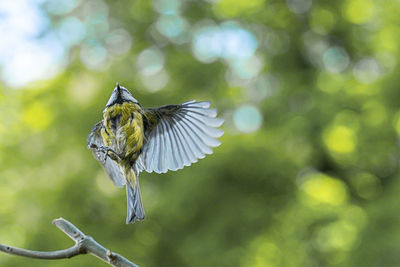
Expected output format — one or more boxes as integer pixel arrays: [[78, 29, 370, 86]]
[[88, 83, 224, 223]]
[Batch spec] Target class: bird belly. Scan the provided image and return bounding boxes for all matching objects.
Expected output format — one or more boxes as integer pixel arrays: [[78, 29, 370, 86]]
[[103, 103, 144, 163]]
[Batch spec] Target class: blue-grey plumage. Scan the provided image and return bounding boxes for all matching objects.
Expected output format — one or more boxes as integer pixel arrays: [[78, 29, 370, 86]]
[[88, 121, 126, 187], [126, 179, 145, 224], [88, 83, 224, 224]]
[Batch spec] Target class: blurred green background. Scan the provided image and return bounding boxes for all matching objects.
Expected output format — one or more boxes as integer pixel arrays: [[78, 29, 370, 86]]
[[1, 0, 399, 266]]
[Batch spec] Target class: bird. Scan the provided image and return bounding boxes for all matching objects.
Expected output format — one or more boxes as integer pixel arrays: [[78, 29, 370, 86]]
[[87, 83, 224, 224]]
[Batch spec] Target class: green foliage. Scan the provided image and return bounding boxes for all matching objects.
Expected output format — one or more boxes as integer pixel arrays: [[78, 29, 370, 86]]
[[1, 0, 400, 266]]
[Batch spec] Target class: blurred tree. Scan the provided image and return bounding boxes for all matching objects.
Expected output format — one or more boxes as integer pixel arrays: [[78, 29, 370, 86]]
[[1, 0, 400, 266]]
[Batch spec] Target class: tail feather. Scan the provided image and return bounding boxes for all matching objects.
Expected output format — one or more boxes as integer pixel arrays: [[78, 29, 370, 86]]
[[126, 180, 145, 224]]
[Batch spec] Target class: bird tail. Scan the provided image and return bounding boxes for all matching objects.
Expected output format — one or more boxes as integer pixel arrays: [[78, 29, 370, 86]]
[[125, 168, 145, 224]]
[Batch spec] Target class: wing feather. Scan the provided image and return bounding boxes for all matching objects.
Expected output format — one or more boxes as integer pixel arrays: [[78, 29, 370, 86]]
[[137, 100, 224, 173], [175, 113, 213, 154], [162, 120, 179, 170], [184, 111, 224, 131], [184, 101, 211, 108], [176, 113, 221, 149], [146, 131, 154, 172], [157, 121, 167, 173], [171, 117, 198, 163], [87, 121, 126, 187], [168, 117, 190, 167], [150, 125, 161, 172], [183, 114, 221, 142]]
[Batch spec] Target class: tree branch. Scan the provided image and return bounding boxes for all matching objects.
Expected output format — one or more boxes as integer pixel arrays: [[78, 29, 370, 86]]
[[0, 218, 139, 267]]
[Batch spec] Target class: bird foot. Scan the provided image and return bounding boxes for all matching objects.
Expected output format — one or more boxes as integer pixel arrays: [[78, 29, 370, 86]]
[[89, 144, 121, 163]]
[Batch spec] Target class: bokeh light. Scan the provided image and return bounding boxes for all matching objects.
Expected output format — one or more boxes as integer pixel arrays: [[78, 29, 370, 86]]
[[0, 1, 64, 87], [233, 105, 263, 133], [136, 46, 169, 91], [212, 0, 265, 18], [44, 0, 80, 15], [314, 220, 358, 252], [22, 103, 53, 132], [300, 172, 348, 206], [353, 58, 381, 84], [136, 47, 165, 76], [80, 41, 108, 70], [156, 14, 188, 39], [192, 21, 258, 63], [323, 47, 350, 73], [153, 0, 180, 15], [140, 69, 170, 92], [230, 55, 264, 80], [57, 17, 86, 46], [104, 29, 133, 56], [323, 125, 356, 154], [343, 0, 375, 24]]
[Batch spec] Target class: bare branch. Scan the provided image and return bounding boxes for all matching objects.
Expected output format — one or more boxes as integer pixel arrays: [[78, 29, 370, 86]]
[[0, 218, 139, 267], [0, 244, 80, 259]]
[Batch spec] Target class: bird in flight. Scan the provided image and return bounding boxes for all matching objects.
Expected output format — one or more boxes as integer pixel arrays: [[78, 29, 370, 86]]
[[88, 83, 224, 223]]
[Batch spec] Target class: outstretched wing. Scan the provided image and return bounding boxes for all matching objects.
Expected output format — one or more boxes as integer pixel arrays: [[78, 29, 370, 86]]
[[88, 121, 126, 187], [136, 100, 224, 174]]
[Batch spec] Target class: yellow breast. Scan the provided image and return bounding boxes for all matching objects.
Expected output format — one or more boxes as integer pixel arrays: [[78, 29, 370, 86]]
[[102, 102, 144, 160]]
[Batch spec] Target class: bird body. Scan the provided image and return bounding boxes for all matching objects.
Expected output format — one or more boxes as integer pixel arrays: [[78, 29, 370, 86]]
[[88, 84, 223, 224], [102, 101, 144, 195], [102, 102, 144, 165]]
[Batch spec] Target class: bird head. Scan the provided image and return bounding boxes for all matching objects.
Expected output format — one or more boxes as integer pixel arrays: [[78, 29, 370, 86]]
[[106, 83, 138, 107]]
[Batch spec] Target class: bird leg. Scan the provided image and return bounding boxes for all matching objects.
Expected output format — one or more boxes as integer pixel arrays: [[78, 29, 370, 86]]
[[89, 144, 121, 164]]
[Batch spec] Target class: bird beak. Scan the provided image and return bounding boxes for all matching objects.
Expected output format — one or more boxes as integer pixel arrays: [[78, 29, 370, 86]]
[[114, 82, 122, 99]]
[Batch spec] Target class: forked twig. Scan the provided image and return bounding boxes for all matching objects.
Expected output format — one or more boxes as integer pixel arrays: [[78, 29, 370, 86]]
[[0, 218, 138, 267]]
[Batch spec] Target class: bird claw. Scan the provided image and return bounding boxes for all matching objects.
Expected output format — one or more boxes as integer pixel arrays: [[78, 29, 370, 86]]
[[90, 144, 121, 163], [99, 147, 108, 164]]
